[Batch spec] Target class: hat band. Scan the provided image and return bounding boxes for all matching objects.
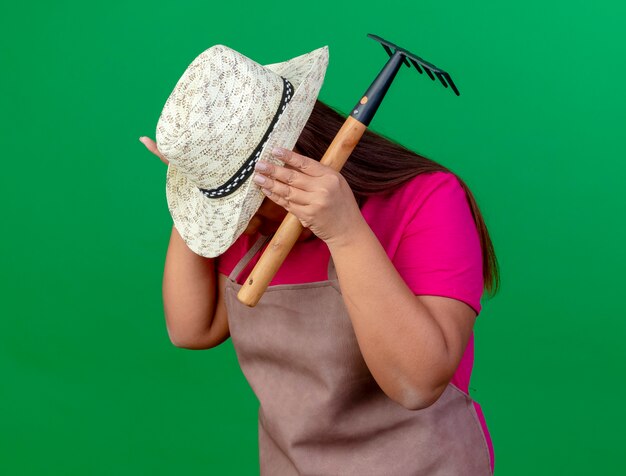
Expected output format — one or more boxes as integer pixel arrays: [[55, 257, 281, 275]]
[[198, 77, 294, 199]]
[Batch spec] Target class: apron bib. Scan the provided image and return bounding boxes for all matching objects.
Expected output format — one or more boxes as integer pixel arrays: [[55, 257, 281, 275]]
[[224, 234, 493, 476]]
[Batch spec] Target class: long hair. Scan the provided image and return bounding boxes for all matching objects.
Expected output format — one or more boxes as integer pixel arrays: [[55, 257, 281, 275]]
[[295, 100, 500, 296]]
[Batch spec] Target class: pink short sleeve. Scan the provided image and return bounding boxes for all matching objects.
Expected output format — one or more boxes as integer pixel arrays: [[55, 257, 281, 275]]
[[392, 172, 484, 315]]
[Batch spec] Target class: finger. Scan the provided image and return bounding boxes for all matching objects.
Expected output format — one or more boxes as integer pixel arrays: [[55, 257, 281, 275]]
[[272, 147, 325, 177], [139, 136, 169, 165], [259, 187, 311, 229], [140, 136, 168, 164], [259, 186, 309, 220], [253, 173, 312, 207], [254, 160, 315, 192]]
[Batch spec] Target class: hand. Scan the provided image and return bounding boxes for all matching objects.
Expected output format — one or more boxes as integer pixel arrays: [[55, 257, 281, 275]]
[[139, 136, 169, 165], [252, 147, 367, 246]]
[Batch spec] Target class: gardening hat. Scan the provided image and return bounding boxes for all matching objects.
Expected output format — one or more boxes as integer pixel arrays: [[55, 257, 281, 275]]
[[155, 44, 329, 257]]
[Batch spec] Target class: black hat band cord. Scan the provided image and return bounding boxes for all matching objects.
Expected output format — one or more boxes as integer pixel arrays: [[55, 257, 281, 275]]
[[198, 77, 294, 199]]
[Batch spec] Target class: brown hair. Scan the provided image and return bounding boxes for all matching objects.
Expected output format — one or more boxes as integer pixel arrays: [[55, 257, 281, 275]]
[[295, 100, 500, 296]]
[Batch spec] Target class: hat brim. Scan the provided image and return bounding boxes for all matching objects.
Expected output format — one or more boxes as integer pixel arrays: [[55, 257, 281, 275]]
[[164, 46, 329, 257]]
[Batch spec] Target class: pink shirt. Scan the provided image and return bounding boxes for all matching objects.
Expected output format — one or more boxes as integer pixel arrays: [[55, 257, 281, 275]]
[[217, 171, 494, 473]]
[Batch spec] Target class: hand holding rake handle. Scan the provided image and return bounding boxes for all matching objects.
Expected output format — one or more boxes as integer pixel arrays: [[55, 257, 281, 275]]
[[237, 34, 459, 307], [236, 116, 366, 307]]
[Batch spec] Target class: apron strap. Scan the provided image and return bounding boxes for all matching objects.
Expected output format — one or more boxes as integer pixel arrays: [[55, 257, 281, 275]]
[[228, 234, 273, 283], [327, 255, 338, 281], [229, 234, 339, 284]]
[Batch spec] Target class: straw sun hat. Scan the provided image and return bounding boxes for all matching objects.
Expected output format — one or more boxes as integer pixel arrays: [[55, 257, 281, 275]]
[[155, 44, 329, 258]]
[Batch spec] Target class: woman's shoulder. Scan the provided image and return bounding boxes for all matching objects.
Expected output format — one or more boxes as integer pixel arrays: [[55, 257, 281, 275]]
[[361, 169, 480, 270], [395, 170, 462, 199], [362, 171, 465, 222], [366, 171, 484, 314]]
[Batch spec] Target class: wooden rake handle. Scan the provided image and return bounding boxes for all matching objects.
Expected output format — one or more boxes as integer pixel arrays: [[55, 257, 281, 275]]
[[236, 116, 367, 307]]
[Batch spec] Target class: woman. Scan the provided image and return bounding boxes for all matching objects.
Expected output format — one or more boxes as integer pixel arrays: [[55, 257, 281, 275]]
[[141, 96, 499, 475]]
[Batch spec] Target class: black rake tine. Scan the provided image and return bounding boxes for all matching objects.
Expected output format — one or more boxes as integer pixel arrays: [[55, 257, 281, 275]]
[[442, 72, 460, 96], [403, 50, 442, 73], [379, 42, 411, 67], [409, 58, 424, 74], [435, 72, 448, 88], [402, 50, 457, 89]]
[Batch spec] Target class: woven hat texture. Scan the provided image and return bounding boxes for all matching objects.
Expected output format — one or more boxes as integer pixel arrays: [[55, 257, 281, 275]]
[[156, 44, 329, 257]]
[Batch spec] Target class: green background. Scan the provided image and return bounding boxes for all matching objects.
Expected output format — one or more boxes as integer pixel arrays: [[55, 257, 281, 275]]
[[2, 0, 625, 474]]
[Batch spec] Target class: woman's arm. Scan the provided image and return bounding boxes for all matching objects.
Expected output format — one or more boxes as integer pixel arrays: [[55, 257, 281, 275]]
[[139, 136, 230, 349], [162, 225, 231, 349], [253, 147, 476, 409], [325, 220, 476, 410]]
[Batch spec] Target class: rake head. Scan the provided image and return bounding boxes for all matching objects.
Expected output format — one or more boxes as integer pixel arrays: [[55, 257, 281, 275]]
[[367, 33, 460, 96]]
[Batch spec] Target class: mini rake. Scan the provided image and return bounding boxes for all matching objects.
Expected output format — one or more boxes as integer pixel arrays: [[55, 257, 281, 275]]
[[237, 34, 461, 307]]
